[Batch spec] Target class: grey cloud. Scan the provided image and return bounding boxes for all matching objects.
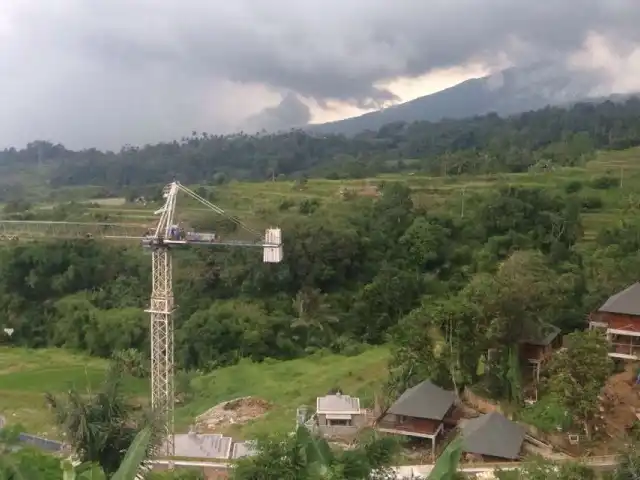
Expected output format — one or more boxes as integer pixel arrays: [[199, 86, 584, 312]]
[[54, 1, 640, 100], [2, 0, 640, 148], [242, 93, 311, 133]]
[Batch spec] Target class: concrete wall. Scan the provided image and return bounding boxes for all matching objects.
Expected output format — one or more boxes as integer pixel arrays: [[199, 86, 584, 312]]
[[318, 425, 360, 439], [317, 412, 366, 427]]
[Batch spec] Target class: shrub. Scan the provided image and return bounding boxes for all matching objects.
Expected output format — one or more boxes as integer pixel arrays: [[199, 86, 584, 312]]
[[564, 180, 583, 194], [590, 175, 618, 190], [581, 195, 604, 210]]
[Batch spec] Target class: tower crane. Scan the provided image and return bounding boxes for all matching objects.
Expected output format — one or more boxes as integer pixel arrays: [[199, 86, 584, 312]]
[[0, 181, 283, 458]]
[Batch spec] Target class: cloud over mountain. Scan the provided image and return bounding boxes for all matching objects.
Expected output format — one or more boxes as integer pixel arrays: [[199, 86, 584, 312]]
[[1, 1, 640, 148]]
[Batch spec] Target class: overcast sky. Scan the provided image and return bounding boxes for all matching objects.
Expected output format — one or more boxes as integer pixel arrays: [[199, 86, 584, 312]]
[[1, 1, 640, 150]]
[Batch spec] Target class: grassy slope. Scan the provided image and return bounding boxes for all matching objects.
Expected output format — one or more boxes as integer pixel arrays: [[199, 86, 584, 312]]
[[0, 348, 147, 438], [0, 346, 388, 440]]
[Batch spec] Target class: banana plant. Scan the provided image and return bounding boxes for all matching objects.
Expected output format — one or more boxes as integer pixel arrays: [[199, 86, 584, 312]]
[[61, 427, 152, 480], [427, 435, 463, 480]]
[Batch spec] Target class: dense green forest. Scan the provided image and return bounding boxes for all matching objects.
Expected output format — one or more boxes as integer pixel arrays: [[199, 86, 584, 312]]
[[1, 181, 637, 379], [1, 97, 640, 198]]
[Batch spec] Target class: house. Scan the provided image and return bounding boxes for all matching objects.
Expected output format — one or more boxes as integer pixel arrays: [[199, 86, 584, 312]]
[[459, 412, 525, 462], [589, 283, 640, 360], [315, 392, 365, 436], [376, 380, 456, 455], [519, 322, 562, 381]]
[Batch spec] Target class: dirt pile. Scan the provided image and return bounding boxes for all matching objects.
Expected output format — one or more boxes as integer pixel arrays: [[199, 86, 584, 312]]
[[599, 364, 640, 439], [195, 396, 271, 431]]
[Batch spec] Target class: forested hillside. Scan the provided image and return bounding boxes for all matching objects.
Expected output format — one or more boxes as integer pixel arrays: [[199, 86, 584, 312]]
[[2, 97, 640, 200], [1, 180, 637, 375]]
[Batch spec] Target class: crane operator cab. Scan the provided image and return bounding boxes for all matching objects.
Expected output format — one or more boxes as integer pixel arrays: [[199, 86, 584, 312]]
[[168, 224, 186, 241]]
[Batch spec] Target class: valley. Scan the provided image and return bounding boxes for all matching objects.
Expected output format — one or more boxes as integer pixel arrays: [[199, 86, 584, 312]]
[[3, 98, 640, 478]]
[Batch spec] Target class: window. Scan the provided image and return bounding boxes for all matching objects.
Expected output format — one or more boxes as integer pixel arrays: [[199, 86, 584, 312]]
[[328, 418, 352, 427]]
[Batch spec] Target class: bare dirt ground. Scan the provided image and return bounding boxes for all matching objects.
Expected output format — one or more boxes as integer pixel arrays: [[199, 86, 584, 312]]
[[599, 363, 640, 440], [195, 396, 271, 431]]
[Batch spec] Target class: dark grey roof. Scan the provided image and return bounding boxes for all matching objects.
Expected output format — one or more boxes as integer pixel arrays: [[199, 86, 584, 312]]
[[387, 380, 456, 421], [460, 412, 525, 460], [519, 322, 561, 346], [599, 283, 640, 316]]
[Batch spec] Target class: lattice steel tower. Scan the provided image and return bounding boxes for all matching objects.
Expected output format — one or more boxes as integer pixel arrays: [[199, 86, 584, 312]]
[[143, 181, 283, 457]]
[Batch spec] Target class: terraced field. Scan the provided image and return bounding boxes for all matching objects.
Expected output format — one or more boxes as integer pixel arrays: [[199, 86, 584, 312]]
[[35, 146, 640, 242]]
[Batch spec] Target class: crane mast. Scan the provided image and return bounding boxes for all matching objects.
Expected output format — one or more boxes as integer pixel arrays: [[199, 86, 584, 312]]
[[147, 247, 175, 456], [0, 181, 283, 459]]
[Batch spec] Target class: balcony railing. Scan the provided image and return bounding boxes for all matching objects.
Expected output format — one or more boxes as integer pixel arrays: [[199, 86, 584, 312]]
[[610, 343, 640, 359]]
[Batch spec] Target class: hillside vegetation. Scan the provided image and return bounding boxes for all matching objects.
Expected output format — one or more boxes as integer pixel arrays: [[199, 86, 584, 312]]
[[3, 99, 640, 461], [1, 97, 640, 201]]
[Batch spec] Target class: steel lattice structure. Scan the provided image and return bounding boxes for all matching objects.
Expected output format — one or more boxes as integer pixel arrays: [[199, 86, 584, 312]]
[[0, 181, 283, 458]]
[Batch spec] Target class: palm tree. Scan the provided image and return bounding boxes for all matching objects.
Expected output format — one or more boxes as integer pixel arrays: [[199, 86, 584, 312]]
[[291, 289, 339, 349], [61, 426, 152, 480], [45, 361, 157, 476]]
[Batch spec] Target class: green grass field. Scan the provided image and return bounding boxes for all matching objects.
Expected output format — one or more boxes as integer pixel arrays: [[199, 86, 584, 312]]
[[0, 348, 147, 438], [19, 146, 640, 242], [0, 346, 388, 440]]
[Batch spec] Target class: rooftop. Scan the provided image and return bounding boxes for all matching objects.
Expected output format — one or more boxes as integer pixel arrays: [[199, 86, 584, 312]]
[[459, 412, 525, 460], [316, 393, 361, 414], [599, 283, 640, 316], [386, 380, 456, 421]]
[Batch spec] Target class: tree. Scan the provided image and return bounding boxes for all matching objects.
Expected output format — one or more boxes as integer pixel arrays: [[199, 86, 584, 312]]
[[461, 251, 575, 401], [231, 426, 399, 479], [61, 426, 153, 480], [385, 304, 443, 400], [608, 446, 640, 480], [45, 361, 156, 476], [290, 288, 339, 351], [0, 447, 62, 480], [386, 296, 484, 399], [544, 330, 613, 438], [112, 348, 148, 378]]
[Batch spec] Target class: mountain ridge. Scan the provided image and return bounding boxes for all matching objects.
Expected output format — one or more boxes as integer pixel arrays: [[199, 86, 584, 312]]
[[306, 62, 632, 136]]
